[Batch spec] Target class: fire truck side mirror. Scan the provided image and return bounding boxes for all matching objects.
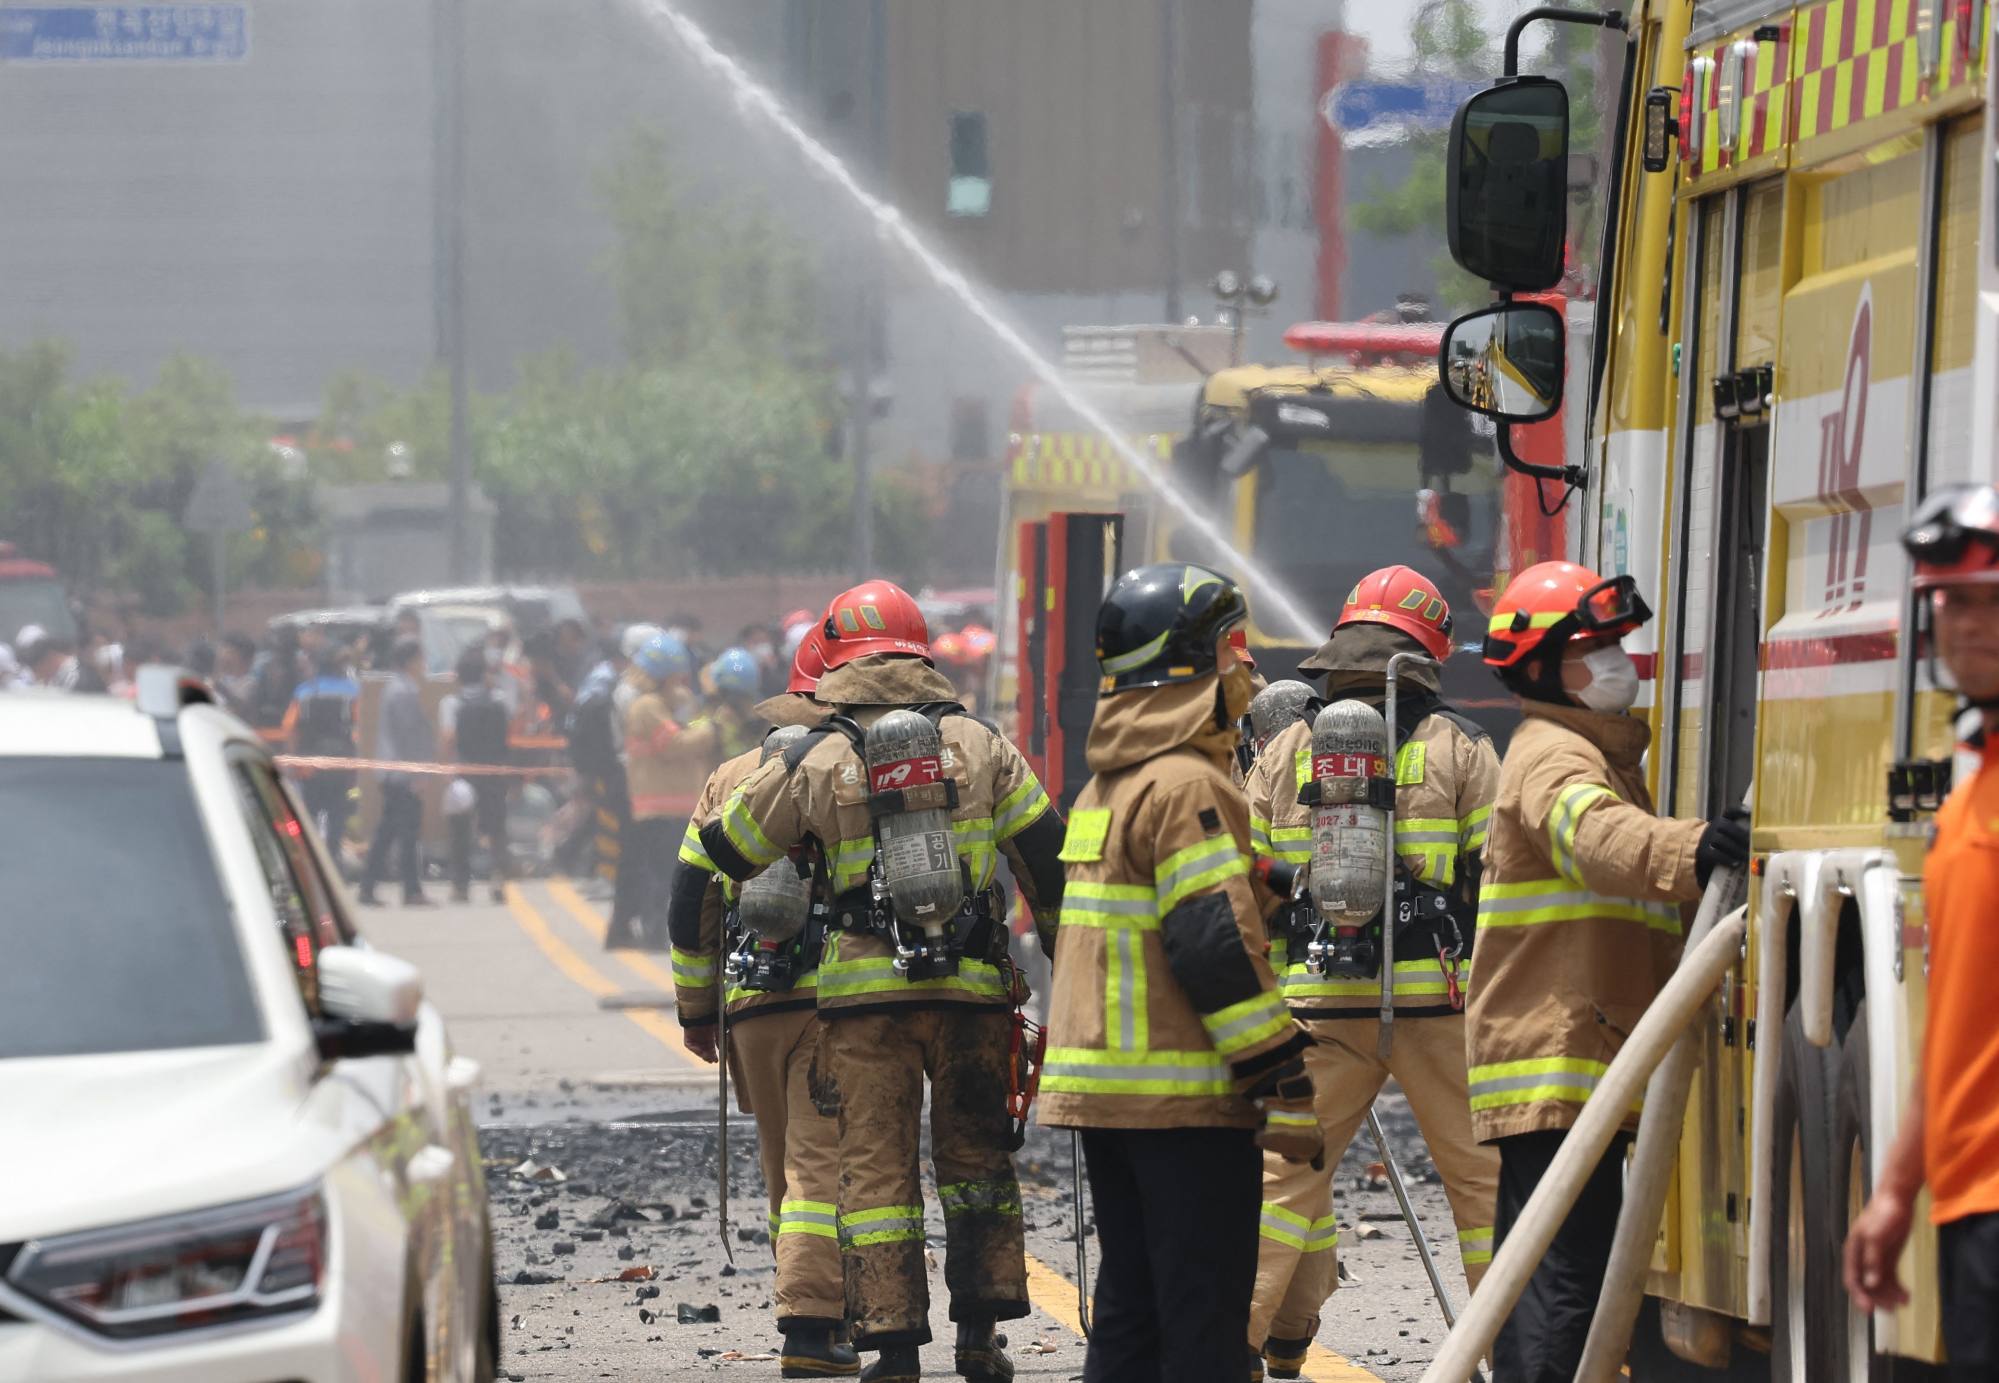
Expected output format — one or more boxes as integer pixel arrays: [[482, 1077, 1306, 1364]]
[[1446, 76, 1570, 291], [1437, 302, 1565, 424]]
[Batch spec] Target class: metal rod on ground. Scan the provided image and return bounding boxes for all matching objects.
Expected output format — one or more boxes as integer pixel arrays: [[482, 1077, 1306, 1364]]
[[1573, 862, 1748, 1383], [1071, 1129, 1091, 1338], [1366, 1106, 1462, 1331], [1366, 1107, 1489, 1383], [717, 995, 734, 1266], [1416, 911, 1750, 1383]]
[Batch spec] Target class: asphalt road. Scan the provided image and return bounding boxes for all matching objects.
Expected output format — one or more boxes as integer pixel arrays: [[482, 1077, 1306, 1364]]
[[361, 879, 1476, 1382]]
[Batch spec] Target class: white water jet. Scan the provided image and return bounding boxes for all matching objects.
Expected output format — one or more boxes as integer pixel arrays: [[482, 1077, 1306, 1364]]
[[634, 0, 1325, 646]]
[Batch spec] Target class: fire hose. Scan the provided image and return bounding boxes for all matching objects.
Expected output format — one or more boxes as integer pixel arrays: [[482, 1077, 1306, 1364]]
[[1574, 860, 1746, 1382], [1417, 901, 1751, 1383]]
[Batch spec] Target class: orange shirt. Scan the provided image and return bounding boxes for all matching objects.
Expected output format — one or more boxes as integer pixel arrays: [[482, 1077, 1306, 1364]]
[[1922, 742, 1999, 1225]]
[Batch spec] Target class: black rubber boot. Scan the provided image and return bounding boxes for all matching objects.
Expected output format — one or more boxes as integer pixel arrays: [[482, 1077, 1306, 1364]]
[[859, 1345, 921, 1382], [1263, 1335, 1311, 1380], [781, 1322, 860, 1378], [954, 1321, 1013, 1382]]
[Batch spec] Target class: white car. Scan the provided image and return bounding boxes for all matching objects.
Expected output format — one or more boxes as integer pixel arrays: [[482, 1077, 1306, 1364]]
[[0, 671, 498, 1382]]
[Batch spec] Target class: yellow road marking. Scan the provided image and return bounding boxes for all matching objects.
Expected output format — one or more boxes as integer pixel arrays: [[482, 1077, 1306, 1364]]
[[506, 882, 1377, 1380], [502, 883, 699, 1068], [544, 876, 680, 993], [1020, 1249, 1376, 1381]]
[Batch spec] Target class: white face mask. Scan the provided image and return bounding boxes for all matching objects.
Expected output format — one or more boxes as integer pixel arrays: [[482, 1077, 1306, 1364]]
[[1572, 645, 1639, 713]]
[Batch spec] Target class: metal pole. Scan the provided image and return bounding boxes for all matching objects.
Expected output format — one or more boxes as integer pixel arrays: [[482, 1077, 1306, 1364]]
[[717, 992, 735, 1266], [211, 531, 226, 637], [1071, 1129, 1092, 1338], [1366, 1107, 1462, 1329], [440, 0, 472, 581], [1158, 0, 1182, 322]]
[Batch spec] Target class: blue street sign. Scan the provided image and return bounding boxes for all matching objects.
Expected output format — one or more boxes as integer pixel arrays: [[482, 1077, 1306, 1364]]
[[1322, 78, 1485, 136], [0, 5, 249, 62]]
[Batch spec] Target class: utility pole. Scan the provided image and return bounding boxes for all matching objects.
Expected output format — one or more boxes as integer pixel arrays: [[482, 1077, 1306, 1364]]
[[436, 0, 473, 581], [849, 0, 888, 579], [1159, 0, 1183, 323]]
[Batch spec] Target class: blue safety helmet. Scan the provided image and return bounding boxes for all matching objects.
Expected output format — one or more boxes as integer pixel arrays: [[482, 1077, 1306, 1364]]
[[708, 647, 760, 698], [633, 632, 692, 683]]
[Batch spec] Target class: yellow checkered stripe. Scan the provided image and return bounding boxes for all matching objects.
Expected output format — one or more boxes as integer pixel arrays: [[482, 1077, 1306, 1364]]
[[1786, 0, 1981, 150], [1691, 20, 1790, 175], [1260, 1202, 1339, 1254], [1477, 878, 1682, 935], [838, 1204, 925, 1250], [1007, 431, 1167, 491]]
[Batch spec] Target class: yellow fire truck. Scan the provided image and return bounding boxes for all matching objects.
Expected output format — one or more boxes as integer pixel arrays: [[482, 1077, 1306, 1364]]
[[1433, 0, 1998, 1375], [1002, 322, 1512, 800]]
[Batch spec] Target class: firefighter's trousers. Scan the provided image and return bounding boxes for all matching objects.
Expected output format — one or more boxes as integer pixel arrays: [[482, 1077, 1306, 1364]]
[[820, 1007, 1029, 1350], [1248, 1013, 1499, 1349], [729, 1006, 845, 1328]]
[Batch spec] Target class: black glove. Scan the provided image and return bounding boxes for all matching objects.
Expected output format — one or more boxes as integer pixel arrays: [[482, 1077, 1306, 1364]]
[[1694, 815, 1750, 888]]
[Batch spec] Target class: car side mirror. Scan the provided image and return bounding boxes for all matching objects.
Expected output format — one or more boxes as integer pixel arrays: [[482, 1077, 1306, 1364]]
[[1446, 76, 1570, 291], [1437, 302, 1566, 423], [314, 945, 422, 1060]]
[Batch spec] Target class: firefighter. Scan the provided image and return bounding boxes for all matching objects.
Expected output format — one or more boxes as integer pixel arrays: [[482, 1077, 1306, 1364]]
[[668, 627, 858, 1377], [698, 579, 1066, 1383], [1244, 566, 1501, 1379], [622, 631, 695, 947], [1470, 561, 1747, 1383], [679, 646, 766, 768], [1846, 485, 1999, 1378], [1039, 562, 1319, 1383]]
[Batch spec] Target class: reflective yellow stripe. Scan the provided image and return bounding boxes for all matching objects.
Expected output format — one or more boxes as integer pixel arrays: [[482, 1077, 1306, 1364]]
[[1394, 740, 1426, 785], [1458, 1225, 1494, 1265], [1281, 958, 1458, 1000], [1467, 1055, 1612, 1111], [838, 1204, 925, 1248], [723, 794, 782, 868], [678, 818, 717, 872], [816, 955, 1007, 1002], [1265, 825, 1312, 867], [1293, 746, 1312, 793], [725, 968, 818, 1007], [777, 1200, 839, 1238], [937, 1179, 1022, 1218], [1488, 609, 1570, 638], [1476, 878, 1681, 934], [1041, 1046, 1233, 1097], [1397, 816, 1460, 886], [1154, 834, 1248, 912], [1461, 805, 1492, 853], [1200, 989, 1291, 1057], [1249, 815, 1272, 855], [671, 946, 717, 988], [1259, 1202, 1339, 1253], [994, 778, 1051, 840], [1059, 881, 1161, 930], [1548, 782, 1615, 886]]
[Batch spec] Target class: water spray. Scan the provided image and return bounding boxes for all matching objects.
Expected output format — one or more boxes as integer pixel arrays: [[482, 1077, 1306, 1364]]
[[635, 0, 1325, 646]]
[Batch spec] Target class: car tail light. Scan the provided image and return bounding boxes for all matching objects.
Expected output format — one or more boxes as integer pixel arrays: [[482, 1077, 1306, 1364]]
[[7, 1185, 324, 1339]]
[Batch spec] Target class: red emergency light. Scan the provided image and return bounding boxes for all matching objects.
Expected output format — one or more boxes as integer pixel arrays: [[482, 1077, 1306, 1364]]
[[1283, 320, 1445, 365]]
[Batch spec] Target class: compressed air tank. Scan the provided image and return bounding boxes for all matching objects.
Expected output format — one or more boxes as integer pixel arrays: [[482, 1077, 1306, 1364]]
[[863, 709, 964, 932], [1307, 699, 1391, 926]]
